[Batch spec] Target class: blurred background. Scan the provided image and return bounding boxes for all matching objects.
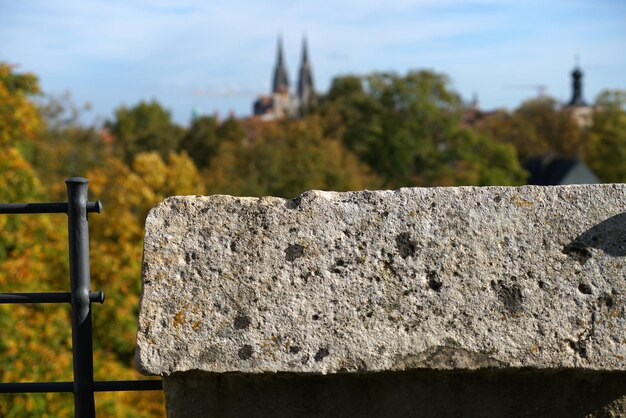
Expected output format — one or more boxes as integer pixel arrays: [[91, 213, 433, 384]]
[[1, 0, 625, 416]]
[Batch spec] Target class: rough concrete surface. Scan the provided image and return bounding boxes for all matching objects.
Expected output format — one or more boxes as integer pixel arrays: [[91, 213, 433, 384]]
[[136, 185, 626, 376]]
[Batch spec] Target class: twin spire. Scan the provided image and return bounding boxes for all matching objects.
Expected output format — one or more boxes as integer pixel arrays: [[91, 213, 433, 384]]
[[272, 35, 315, 107], [253, 35, 316, 119]]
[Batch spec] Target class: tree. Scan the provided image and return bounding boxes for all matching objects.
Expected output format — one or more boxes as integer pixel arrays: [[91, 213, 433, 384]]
[[320, 70, 523, 187], [0, 63, 42, 152], [31, 93, 112, 195], [427, 128, 526, 186], [477, 97, 586, 160], [107, 100, 184, 163], [206, 116, 379, 198], [586, 90, 626, 182], [178, 115, 221, 169], [217, 115, 246, 143]]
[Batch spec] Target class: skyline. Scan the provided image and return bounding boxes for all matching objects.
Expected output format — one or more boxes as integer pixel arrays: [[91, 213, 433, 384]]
[[1, 0, 625, 125]]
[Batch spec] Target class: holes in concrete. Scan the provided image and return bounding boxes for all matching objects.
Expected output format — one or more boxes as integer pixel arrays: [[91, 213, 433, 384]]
[[491, 280, 524, 313], [578, 283, 593, 295], [331, 258, 347, 273], [238, 344, 253, 360], [395, 232, 417, 258], [601, 294, 614, 308], [300, 272, 313, 284], [312, 314, 321, 321], [286, 196, 302, 209], [427, 271, 443, 292], [185, 252, 198, 263], [233, 315, 251, 330], [285, 244, 305, 261], [567, 339, 588, 359], [289, 345, 301, 354], [314, 347, 330, 362]]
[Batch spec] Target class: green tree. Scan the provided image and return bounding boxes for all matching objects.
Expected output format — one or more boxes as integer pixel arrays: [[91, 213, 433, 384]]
[[428, 128, 526, 186], [320, 70, 523, 187], [178, 116, 221, 169], [322, 70, 464, 186], [217, 115, 246, 143], [586, 89, 626, 182], [477, 97, 585, 160], [207, 117, 379, 197], [107, 100, 184, 163]]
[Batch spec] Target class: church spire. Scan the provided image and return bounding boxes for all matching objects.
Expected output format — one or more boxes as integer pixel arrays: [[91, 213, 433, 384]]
[[272, 36, 289, 94], [297, 35, 316, 115], [301, 35, 310, 65], [568, 55, 587, 107]]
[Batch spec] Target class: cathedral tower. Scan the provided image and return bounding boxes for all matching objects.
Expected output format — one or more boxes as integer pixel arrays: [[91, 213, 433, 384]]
[[297, 36, 316, 115], [272, 36, 289, 94]]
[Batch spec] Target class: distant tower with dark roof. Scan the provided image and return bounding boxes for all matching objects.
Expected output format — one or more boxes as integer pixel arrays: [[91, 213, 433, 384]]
[[566, 57, 593, 128], [568, 64, 587, 107], [272, 36, 290, 94], [297, 36, 316, 115]]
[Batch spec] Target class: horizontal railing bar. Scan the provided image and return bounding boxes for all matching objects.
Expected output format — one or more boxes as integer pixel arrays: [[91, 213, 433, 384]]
[[0, 201, 102, 215], [0, 291, 105, 304], [0, 380, 163, 394], [0, 381, 74, 393], [0, 292, 70, 303], [93, 380, 163, 392]]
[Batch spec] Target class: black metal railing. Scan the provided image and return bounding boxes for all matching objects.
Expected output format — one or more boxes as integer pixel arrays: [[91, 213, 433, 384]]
[[0, 177, 162, 418]]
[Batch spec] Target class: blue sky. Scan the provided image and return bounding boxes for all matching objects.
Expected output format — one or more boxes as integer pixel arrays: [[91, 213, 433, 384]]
[[1, 0, 625, 125]]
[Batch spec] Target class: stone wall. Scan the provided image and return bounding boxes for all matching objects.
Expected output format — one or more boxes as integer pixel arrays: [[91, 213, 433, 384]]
[[136, 185, 626, 417]]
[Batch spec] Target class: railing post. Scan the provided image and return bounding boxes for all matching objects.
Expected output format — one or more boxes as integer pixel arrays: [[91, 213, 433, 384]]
[[66, 177, 96, 418]]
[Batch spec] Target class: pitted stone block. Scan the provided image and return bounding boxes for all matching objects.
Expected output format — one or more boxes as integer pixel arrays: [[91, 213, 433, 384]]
[[136, 185, 626, 376]]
